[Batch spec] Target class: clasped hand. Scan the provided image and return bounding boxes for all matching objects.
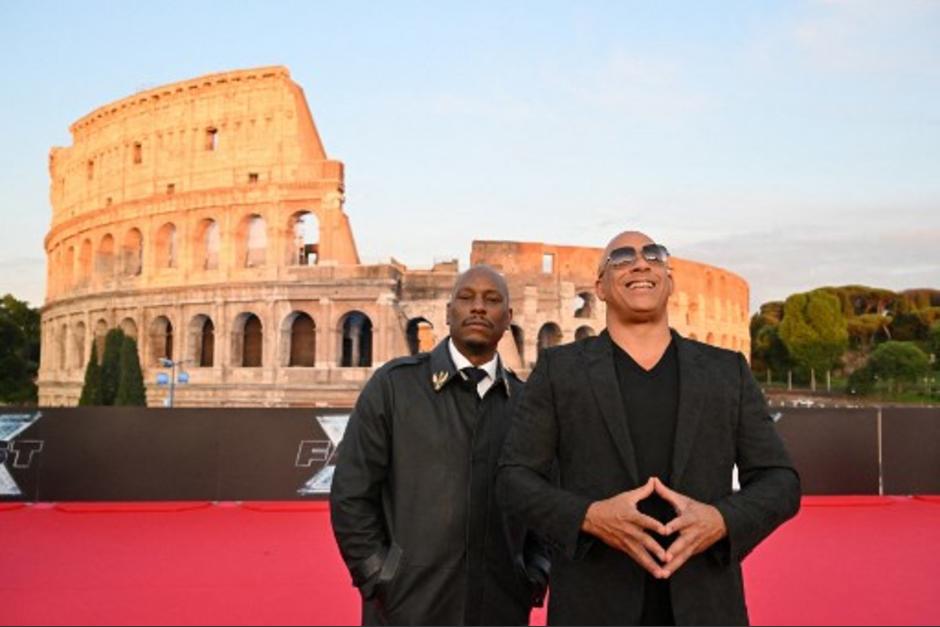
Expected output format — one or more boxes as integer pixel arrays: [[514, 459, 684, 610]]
[[581, 477, 727, 579]]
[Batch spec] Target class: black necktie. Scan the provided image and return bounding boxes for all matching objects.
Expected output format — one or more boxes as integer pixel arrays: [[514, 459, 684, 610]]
[[461, 367, 488, 385]]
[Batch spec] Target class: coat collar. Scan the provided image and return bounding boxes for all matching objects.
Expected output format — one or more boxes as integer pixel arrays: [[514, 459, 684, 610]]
[[583, 328, 706, 488], [429, 337, 514, 397]]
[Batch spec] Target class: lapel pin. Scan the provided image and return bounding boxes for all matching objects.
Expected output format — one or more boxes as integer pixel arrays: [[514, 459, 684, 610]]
[[432, 371, 450, 391]]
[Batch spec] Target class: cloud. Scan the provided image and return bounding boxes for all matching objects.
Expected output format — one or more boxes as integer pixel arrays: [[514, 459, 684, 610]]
[[677, 227, 940, 311]]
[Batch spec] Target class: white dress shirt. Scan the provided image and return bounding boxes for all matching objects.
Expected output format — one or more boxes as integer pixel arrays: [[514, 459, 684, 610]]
[[448, 338, 498, 398]]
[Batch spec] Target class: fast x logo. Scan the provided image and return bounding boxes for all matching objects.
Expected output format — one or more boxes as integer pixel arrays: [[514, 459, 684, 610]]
[[296, 414, 350, 496], [0, 412, 43, 497]]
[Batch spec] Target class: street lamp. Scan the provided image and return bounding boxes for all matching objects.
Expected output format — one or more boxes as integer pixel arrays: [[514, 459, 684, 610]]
[[158, 358, 190, 407]]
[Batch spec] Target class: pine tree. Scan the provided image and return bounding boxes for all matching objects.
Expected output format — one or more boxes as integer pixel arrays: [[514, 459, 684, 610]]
[[115, 335, 147, 406], [77, 342, 103, 405], [100, 328, 125, 405]]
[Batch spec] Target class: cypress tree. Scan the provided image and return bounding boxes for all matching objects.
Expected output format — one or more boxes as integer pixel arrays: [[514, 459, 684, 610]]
[[77, 342, 103, 406], [100, 328, 125, 405], [115, 335, 147, 406]]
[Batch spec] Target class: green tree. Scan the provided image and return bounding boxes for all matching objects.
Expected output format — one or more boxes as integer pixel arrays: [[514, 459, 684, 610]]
[[100, 328, 125, 405], [78, 342, 103, 406], [867, 341, 930, 393], [115, 335, 146, 406], [0, 294, 40, 404], [778, 290, 849, 378], [926, 322, 940, 370]]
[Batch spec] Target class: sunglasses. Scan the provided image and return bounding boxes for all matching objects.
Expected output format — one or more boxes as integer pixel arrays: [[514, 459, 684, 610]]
[[598, 244, 670, 277]]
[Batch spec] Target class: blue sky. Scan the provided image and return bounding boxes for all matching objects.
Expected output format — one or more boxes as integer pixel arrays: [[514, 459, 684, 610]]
[[1, 0, 938, 310]]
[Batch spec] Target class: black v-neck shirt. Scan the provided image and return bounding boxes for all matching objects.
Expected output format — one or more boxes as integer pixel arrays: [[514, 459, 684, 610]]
[[612, 337, 680, 626]]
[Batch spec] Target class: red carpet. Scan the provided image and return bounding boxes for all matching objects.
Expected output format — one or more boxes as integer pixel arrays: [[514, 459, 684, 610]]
[[1, 497, 937, 626]]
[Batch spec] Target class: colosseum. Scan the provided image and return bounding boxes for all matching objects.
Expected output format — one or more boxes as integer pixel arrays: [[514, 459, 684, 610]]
[[38, 66, 750, 408]]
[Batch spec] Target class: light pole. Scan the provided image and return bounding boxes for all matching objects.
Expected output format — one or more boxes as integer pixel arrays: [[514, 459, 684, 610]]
[[159, 358, 189, 407]]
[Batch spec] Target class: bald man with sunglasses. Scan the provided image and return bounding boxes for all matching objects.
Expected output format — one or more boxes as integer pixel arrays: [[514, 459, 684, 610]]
[[498, 231, 800, 625]]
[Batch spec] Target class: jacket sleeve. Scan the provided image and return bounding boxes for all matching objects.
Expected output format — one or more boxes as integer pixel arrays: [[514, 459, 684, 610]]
[[329, 369, 395, 597], [497, 353, 594, 560], [713, 353, 802, 563]]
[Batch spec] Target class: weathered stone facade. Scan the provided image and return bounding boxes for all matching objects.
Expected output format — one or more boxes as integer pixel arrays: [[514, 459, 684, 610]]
[[39, 66, 750, 408]]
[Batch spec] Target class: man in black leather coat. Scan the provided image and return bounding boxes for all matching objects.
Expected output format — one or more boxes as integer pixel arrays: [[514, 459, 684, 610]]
[[331, 265, 548, 625]]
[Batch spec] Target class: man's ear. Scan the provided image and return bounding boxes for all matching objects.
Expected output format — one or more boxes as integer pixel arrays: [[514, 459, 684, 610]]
[[595, 277, 608, 303]]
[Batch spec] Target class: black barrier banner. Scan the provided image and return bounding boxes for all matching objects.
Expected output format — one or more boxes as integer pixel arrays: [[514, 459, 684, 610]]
[[2, 407, 351, 502], [773, 407, 880, 495], [881, 407, 940, 494]]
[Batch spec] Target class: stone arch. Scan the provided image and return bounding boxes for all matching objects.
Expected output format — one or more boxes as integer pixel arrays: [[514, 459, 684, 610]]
[[57, 323, 68, 370], [149, 315, 174, 365], [339, 311, 373, 367], [187, 315, 215, 368], [237, 213, 267, 268], [575, 325, 596, 341], [406, 317, 434, 355], [537, 322, 563, 353], [574, 292, 596, 319], [233, 312, 263, 367], [706, 332, 715, 346], [63, 245, 75, 290], [97, 233, 115, 278], [510, 324, 525, 367], [194, 218, 220, 270], [120, 317, 138, 340], [288, 211, 320, 266], [78, 239, 93, 286], [72, 321, 86, 368], [282, 311, 316, 367], [94, 319, 108, 360], [155, 222, 177, 269], [121, 228, 143, 277]]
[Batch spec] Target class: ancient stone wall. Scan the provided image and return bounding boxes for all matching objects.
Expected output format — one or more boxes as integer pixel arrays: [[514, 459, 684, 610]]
[[40, 67, 751, 408]]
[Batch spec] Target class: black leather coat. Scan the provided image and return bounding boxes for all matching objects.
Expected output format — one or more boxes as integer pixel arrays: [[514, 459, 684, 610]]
[[331, 339, 548, 626]]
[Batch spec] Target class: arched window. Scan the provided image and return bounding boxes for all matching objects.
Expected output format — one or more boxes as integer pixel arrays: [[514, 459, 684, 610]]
[[97, 234, 115, 278], [122, 228, 143, 276], [120, 318, 138, 342], [406, 317, 434, 355], [575, 325, 596, 341], [574, 292, 596, 319], [78, 239, 93, 286], [537, 322, 563, 353], [510, 324, 525, 366], [285, 312, 316, 367], [73, 322, 86, 368], [94, 319, 108, 359], [155, 223, 177, 269], [57, 324, 68, 370], [149, 316, 173, 364], [290, 211, 320, 266], [233, 313, 263, 367], [187, 315, 215, 367], [340, 311, 373, 367], [195, 219, 220, 270], [238, 214, 267, 268], [63, 246, 74, 289], [706, 332, 715, 346]]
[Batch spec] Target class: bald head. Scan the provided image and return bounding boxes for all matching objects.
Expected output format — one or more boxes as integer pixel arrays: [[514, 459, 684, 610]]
[[450, 265, 510, 304], [597, 231, 655, 276]]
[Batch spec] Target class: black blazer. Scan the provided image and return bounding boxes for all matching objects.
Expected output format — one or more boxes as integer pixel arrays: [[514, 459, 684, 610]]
[[497, 330, 800, 626]]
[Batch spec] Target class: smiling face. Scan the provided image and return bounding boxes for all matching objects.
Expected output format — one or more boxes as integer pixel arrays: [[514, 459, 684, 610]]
[[595, 231, 673, 326], [447, 266, 512, 361]]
